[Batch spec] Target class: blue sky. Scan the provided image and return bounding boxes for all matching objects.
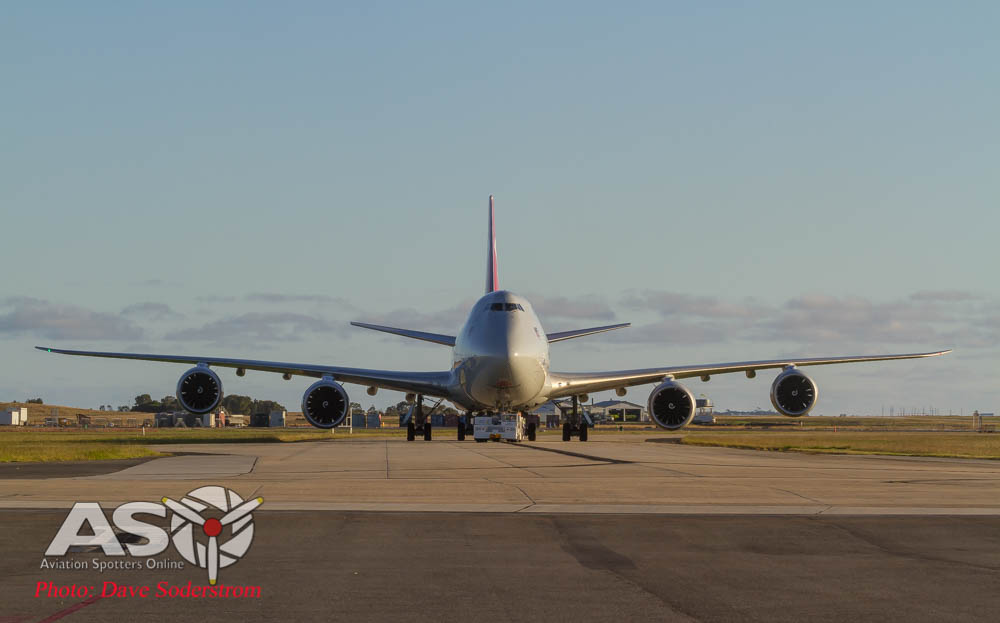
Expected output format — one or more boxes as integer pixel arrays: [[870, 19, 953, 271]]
[[2, 2, 997, 415]]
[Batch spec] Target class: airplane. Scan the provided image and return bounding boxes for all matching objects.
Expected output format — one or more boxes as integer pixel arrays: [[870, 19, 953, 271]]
[[37, 196, 950, 442]]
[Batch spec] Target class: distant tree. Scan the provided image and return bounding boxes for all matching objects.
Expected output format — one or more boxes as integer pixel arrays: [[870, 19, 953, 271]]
[[251, 399, 286, 414], [132, 401, 163, 413], [133, 394, 152, 408], [26, 398, 43, 404], [160, 396, 180, 412], [118, 405, 130, 412], [221, 395, 253, 416]]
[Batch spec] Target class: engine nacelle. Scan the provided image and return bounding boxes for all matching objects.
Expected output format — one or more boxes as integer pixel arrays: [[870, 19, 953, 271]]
[[770, 368, 818, 417], [301, 378, 349, 429], [176, 366, 224, 414], [647, 379, 696, 430]]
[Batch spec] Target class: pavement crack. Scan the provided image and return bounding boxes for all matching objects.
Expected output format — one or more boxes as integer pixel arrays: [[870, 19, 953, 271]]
[[505, 443, 632, 464], [773, 487, 826, 505], [459, 444, 547, 477], [821, 519, 1000, 573], [485, 477, 536, 505], [634, 462, 703, 477], [549, 517, 702, 621]]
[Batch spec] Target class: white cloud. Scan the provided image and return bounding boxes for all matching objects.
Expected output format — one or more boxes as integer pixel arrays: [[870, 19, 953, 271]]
[[164, 312, 344, 345], [120, 302, 182, 321], [909, 290, 981, 302], [526, 294, 618, 322], [605, 290, 997, 350], [245, 293, 356, 307], [0, 298, 143, 341]]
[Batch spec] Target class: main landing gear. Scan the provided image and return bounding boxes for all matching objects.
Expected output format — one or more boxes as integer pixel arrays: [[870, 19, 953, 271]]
[[406, 395, 433, 441], [457, 411, 473, 441], [405, 397, 472, 442], [562, 395, 589, 442]]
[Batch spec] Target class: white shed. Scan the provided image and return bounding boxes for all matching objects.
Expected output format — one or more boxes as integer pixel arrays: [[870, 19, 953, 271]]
[[1, 407, 28, 426]]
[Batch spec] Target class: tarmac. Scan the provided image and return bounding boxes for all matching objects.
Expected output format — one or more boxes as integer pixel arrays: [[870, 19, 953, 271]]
[[2, 435, 999, 621]]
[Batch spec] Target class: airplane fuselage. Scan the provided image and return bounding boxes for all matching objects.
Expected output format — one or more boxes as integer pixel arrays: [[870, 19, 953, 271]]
[[451, 290, 550, 412]]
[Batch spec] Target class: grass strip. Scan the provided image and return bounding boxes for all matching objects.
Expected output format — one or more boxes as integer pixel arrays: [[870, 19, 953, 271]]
[[680, 431, 1000, 460]]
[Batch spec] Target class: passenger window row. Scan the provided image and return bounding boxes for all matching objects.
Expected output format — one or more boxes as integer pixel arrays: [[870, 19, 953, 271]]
[[489, 303, 525, 311]]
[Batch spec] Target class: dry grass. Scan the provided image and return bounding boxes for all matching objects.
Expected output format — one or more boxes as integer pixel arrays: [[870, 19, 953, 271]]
[[710, 415, 986, 431], [0, 443, 163, 462], [0, 427, 379, 462], [680, 431, 1000, 459]]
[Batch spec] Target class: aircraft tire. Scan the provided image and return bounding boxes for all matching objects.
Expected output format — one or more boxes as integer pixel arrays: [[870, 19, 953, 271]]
[[458, 426, 466, 441], [424, 423, 432, 441], [579, 423, 589, 442], [562, 423, 571, 442], [527, 423, 537, 441], [406, 421, 415, 442]]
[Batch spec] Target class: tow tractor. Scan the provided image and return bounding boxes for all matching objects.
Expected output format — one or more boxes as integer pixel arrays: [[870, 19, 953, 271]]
[[474, 413, 530, 442]]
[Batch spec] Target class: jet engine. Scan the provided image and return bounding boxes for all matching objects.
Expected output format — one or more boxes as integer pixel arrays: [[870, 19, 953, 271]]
[[176, 366, 224, 414], [770, 368, 818, 417], [647, 379, 696, 430], [301, 378, 349, 429]]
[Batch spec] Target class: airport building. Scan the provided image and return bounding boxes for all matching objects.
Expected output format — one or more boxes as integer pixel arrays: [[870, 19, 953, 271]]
[[532, 399, 650, 424], [591, 400, 648, 422]]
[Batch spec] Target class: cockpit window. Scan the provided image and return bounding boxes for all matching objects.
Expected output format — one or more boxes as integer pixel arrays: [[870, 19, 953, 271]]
[[490, 302, 525, 312]]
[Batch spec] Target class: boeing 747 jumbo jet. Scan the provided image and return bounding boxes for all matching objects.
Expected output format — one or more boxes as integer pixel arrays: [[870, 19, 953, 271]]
[[39, 197, 949, 441]]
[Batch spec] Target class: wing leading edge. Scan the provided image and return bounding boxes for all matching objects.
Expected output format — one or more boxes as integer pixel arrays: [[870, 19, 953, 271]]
[[35, 346, 453, 397], [546, 350, 951, 398]]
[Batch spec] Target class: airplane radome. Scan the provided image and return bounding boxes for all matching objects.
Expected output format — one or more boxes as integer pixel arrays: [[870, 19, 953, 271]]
[[38, 196, 950, 441]]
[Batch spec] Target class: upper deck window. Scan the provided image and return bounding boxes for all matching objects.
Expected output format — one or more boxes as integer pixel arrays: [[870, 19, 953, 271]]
[[490, 303, 504, 311]]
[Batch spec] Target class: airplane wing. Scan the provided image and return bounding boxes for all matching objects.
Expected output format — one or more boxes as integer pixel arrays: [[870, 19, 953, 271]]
[[546, 323, 631, 343], [349, 322, 455, 346], [35, 346, 453, 397], [546, 350, 951, 398]]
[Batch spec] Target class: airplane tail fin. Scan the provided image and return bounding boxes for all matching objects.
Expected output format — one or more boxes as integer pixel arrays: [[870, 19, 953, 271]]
[[486, 195, 499, 293]]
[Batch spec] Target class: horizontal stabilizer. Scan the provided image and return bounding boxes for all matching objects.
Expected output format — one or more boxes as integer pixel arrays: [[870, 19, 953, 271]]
[[350, 322, 456, 347], [546, 323, 630, 343]]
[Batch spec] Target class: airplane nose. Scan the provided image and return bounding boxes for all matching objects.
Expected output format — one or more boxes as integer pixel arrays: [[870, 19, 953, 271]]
[[486, 353, 539, 388], [469, 343, 545, 408], [462, 314, 546, 408]]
